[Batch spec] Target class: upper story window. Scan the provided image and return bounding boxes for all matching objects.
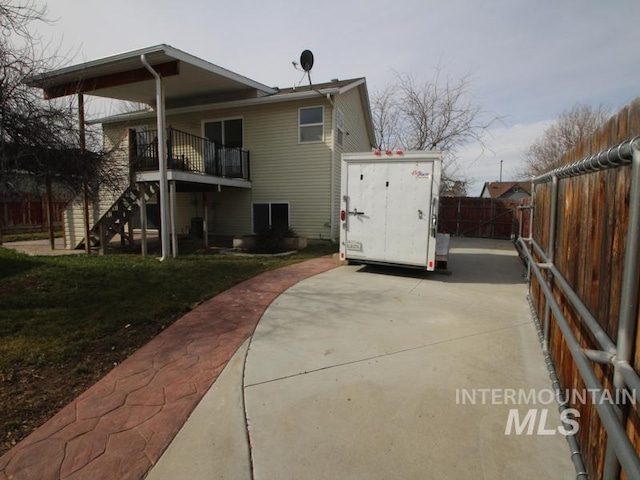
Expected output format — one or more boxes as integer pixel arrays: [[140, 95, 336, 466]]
[[299, 106, 324, 143]]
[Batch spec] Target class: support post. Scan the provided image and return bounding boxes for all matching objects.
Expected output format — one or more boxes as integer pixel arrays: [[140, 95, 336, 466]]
[[45, 175, 55, 250], [527, 178, 535, 288], [202, 192, 209, 248], [98, 222, 105, 256], [141, 55, 170, 261], [603, 140, 640, 479], [543, 175, 558, 352], [140, 182, 148, 258], [170, 180, 178, 258], [79, 93, 90, 254]]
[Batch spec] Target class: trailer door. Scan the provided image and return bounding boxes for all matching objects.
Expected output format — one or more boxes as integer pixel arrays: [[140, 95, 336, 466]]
[[343, 162, 388, 260], [384, 161, 434, 266]]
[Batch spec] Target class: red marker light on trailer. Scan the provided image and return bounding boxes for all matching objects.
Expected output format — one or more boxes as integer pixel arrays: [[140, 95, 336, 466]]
[[340, 252, 345, 260], [385, 150, 392, 155], [396, 150, 404, 155], [340, 210, 346, 221], [428, 261, 434, 268], [374, 150, 382, 156]]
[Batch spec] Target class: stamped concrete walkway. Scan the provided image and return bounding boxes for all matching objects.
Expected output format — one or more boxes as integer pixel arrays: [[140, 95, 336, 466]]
[[0, 256, 337, 480]]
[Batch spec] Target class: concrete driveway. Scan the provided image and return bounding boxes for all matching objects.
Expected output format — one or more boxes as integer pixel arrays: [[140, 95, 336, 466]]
[[148, 238, 575, 480]]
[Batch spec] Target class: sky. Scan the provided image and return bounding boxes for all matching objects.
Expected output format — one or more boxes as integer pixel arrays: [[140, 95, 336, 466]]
[[31, 0, 640, 194]]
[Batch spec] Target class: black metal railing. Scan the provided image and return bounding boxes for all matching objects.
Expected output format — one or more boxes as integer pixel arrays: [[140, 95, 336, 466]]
[[131, 127, 250, 180]]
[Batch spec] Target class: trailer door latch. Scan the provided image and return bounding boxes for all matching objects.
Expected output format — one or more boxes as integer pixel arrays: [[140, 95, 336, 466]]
[[349, 209, 365, 216]]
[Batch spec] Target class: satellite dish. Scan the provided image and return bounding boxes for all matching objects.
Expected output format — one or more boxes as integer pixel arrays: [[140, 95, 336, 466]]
[[300, 50, 314, 72]]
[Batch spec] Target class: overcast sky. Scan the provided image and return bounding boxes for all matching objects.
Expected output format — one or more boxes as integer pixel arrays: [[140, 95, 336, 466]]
[[35, 0, 640, 194]]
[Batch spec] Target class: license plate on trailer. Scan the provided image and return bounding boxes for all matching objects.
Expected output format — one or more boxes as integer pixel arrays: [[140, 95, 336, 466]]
[[345, 240, 362, 251]]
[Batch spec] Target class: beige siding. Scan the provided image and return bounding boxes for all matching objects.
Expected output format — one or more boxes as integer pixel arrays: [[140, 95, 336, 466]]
[[332, 86, 375, 240], [72, 84, 373, 243], [208, 188, 252, 235], [248, 100, 333, 239], [63, 128, 131, 248], [174, 192, 197, 235], [165, 98, 335, 239]]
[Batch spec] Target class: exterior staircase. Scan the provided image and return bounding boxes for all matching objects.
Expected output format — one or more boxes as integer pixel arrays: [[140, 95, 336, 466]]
[[79, 181, 159, 249]]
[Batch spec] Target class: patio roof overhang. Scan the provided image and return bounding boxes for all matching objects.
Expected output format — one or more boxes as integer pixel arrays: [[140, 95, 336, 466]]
[[24, 44, 277, 104]]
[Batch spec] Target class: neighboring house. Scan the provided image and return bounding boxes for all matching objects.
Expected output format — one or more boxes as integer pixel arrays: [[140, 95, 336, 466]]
[[479, 181, 531, 200], [25, 44, 376, 252]]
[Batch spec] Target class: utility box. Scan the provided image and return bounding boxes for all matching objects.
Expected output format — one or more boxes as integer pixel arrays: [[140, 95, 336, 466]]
[[339, 150, 449, 271]]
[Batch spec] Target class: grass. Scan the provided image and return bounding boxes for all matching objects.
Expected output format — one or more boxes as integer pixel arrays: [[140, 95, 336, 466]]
[[0, 242, 336, 454], [1, 231, 63, 242]]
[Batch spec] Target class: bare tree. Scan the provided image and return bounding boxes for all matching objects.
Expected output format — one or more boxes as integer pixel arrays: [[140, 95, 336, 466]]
[[0, 1, 86, 189], [372, 69, 496, 195], [0, 1, 130, 244], [519, 103, 610, 178]]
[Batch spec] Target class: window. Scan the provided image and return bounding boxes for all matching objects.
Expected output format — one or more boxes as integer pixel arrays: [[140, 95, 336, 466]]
[[299, 106, 323, 143], [203, 118, 243, 148], [336, 109, 345, 146], [252, 202, 290, 233]]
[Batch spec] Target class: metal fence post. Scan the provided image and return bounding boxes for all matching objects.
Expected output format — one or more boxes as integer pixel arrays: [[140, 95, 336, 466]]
[[543, 175, 559, 353], [603, 139, 640, 479]]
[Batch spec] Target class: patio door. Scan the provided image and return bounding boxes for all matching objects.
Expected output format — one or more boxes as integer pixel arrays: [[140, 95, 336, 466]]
[[204, 119, 243, 176]]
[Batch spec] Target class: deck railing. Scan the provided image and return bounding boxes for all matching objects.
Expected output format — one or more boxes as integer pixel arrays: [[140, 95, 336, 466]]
[[131, 127, 250, 180]]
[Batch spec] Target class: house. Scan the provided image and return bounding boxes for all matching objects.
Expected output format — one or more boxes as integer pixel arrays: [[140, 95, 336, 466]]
[[479, 181, 531, 200], [25, 44, 376, 255]]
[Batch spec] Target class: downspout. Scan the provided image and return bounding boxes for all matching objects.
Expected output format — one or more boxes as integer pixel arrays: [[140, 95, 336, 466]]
[[141, 54, 170, 261], [327, 93, 336, 242]]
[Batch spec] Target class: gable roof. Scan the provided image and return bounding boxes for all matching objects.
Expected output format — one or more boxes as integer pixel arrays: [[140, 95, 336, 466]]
[[480, 181, 531, 198]]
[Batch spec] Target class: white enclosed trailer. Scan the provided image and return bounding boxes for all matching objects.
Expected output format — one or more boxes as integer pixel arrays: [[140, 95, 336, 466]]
[[339, 150, 449, 270]]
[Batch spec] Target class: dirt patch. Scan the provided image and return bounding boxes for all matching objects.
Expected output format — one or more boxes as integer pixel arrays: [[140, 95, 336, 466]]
[[0, 321, 162, 455]]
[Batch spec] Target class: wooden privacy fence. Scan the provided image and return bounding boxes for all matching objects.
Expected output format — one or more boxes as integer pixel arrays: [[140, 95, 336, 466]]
[[438, 196, 530, 239], [520, 99, 640, 480], [0, 194, 68, 234]]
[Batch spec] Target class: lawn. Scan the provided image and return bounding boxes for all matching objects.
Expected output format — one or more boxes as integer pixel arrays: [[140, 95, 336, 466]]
[[0, 243, 336, 454]]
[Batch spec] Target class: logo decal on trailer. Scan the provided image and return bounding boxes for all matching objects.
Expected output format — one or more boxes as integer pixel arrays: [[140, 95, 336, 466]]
[[412, 170, 431, 179]]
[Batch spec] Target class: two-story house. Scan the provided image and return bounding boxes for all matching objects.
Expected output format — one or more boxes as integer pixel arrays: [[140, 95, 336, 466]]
[[26, 44, 376, 255]]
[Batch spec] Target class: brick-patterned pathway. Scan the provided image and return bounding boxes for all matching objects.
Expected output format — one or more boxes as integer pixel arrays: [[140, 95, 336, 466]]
[[0, 257, 337, 480]]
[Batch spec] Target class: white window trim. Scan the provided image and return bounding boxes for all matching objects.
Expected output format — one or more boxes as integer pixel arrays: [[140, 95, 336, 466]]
[[251, 201, 291, 233], [298, 106, 324, 144]]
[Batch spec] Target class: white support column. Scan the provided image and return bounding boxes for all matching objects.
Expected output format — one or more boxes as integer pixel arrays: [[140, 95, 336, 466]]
[[139, 183, 148, 258], [203, 192, 209, 248], [170, 180, 178, 258], [141, 54, 170, 261]]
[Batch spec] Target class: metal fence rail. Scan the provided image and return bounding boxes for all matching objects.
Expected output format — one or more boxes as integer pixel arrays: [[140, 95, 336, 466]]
[[521, 137, 640, 480]]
